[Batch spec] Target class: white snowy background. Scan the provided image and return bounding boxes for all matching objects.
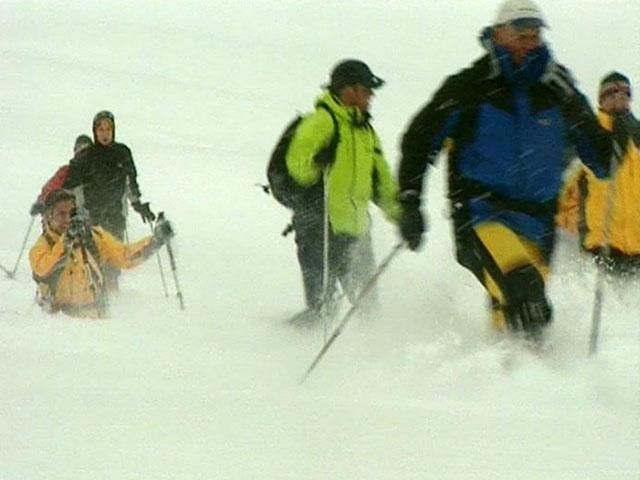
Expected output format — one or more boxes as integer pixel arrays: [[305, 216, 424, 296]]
[[1, 1, 639, 479]]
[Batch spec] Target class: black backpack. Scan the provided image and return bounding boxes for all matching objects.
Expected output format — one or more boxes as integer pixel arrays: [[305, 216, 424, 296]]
[[267, 103, 339, 209]]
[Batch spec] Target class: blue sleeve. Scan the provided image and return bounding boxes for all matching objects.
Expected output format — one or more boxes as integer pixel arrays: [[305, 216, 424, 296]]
[[564, 92, 612, 179]]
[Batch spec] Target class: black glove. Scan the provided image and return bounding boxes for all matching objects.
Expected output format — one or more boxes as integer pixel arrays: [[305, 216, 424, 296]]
[[30, 202, 44, 216], [66, 212, 89, 242], [132, 201, 156, 223], [153, 217, 175, 245], [540, 61, 577, 102], [398, 190, 426, 251]]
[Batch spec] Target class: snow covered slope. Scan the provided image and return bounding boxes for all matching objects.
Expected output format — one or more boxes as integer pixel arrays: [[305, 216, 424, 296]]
[[1, 1, 639, 478]]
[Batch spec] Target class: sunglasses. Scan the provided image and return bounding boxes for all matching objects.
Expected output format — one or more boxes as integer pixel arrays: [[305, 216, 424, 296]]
[[600, 86, 631, 99]]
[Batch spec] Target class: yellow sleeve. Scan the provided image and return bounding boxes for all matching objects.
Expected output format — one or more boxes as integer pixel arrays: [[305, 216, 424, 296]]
[[29, 234, 68, 280], [285, 109, 335, 186], [92, 227, 157, 270], [556, 168, 584, 235]]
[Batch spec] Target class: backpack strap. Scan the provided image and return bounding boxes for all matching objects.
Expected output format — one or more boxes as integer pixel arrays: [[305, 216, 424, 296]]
[[317, 102, 340, 151]]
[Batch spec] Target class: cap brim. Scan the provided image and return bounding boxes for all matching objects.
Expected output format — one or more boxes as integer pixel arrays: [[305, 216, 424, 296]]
[[510, 17, 546, 30], [365, 75, 385, 89]]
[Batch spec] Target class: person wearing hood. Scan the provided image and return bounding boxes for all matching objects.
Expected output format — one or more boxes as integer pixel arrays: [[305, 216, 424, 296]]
[[396, 0, 617, 343], [64, 110, 155, 291], [557, 72, 640, 275], [284, 59, 400, 324]]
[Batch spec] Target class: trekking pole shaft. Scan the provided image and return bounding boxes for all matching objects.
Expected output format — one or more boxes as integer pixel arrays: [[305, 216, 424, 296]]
[[301, 242, 404, 383], [588, 141, 621, 356], [5, 216, 36, 278], [321, 167, 330, 342], [149, 223, 169, 298], [589, 273, 605, 355], [78, 238, 108, 318], [165, 238, 185, 310]]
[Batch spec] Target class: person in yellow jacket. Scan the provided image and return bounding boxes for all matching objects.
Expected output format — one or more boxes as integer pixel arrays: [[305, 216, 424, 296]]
[[285, 59, 400, 323], [29, 190, 175, 318], [557, 71, 640, 274]]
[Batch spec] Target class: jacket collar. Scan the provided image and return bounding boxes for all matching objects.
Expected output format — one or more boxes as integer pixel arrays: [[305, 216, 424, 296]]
[[478, 26, 550, 87], [44, 226, 62, 244], [597, 109, 615, 132], [316, 91, 372, 127]]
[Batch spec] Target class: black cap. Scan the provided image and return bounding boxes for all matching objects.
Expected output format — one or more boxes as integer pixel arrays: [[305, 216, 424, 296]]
[[599, 71, 631, 99], [73, 134, 93, 154], [329, 59, 385, 91], [600, 71, 630, 88]]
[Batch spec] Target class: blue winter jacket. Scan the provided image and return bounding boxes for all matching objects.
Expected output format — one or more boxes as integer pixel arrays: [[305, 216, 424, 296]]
[[399, 29, 612, 257]]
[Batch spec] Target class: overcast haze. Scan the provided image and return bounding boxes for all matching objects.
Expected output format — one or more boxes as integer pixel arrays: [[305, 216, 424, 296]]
[[1, 1, 639, 479]]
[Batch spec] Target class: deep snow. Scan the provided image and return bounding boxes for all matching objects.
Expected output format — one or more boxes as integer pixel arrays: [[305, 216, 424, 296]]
[[1, 1, 639, 479]]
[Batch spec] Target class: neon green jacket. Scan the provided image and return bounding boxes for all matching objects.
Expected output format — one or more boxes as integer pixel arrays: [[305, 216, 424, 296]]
[[285, 91, 400, 237]]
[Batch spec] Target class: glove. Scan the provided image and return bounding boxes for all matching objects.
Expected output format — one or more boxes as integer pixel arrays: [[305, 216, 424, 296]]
[[66, 212, 89, 241], [153, 217, 175, 245], [540, 61, 576, 102], [30, 202, 44, 216], [132, 201, 156, 223], [398, 190, 426, 251]]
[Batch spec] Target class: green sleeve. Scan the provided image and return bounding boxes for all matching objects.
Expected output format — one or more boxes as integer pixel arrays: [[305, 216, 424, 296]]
[[285, 109, 335, 187], [372, 134, 401, 223]]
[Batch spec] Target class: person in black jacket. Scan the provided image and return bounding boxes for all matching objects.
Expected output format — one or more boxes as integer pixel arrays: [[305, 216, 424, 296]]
[[396, 0, 615, 344], [65, 110, 155, 291]]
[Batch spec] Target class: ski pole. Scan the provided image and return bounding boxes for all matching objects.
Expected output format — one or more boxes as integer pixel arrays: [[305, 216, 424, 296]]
[[158, 212, 185, 310], [1, 215, 36, 279], [320, 167, 331, 341], [148, 222, 169, 298], [589, 140, 622, 356], [77, 236, 109, 319], [301, 242, 404, 383]]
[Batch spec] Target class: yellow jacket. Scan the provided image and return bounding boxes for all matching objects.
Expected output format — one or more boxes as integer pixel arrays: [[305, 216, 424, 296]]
[[29, 226, 157, 318], [557, 111, 640, 254]]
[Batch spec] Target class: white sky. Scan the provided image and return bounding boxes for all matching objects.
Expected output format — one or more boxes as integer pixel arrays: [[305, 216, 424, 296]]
[[1, 1, 639, 479]]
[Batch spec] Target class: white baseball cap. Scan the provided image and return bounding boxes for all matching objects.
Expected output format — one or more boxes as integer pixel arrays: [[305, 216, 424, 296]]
[[495, 0, 547, 29]]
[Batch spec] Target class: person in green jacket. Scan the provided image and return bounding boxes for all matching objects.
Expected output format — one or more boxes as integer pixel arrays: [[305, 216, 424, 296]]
[[285, 59, 401, 324]]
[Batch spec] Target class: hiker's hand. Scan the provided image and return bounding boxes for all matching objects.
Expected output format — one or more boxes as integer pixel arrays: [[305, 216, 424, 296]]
[[398, 190, 426, 251], [133, 201, 156, 223], [30, 202, 44, 216], [153, 217, 175, 245]]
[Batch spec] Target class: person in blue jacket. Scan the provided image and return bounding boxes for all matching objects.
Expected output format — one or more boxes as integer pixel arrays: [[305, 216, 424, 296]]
[[396, 0, 615, 342]]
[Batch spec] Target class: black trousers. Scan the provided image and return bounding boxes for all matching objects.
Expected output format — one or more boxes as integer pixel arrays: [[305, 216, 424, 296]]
[[92, 210, 126, 292], [292, 211, 376, 311]]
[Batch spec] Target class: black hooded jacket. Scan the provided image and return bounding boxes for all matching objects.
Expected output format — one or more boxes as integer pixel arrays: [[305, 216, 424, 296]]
[[64, 141, 142, 231]]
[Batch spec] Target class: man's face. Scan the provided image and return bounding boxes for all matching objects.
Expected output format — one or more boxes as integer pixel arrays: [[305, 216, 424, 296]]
[[95, 119, 114, 146], [494, 24, 542, 65], [600, 82, 631, 115], [47, 200, 75, 235], [341, 84, 374, 112]]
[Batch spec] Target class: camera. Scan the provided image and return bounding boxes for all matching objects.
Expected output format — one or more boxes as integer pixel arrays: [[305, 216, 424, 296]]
[[67, 208, 90, 240]]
